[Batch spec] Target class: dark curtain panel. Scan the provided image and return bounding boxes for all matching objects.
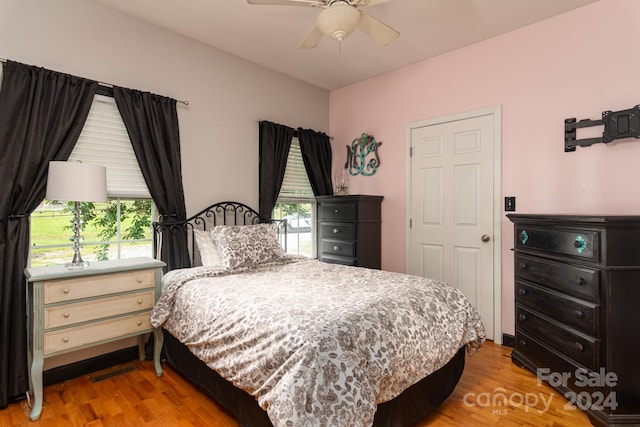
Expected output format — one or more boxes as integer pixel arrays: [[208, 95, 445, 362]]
[[112, 87, 189, 271], [298, 128, 334, 196], [258, 121, 294, 221], [0, 61, 97, 407]]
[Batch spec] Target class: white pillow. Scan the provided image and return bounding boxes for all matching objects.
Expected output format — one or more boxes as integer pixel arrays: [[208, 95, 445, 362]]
[[193, 229, 221, 267], [210, 223, 285, 269]]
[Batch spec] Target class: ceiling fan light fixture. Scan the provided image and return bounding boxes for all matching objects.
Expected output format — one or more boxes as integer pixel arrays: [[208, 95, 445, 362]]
[[317, 2, 362, 42]]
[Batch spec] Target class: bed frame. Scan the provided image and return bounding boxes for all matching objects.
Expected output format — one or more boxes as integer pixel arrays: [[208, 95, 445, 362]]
[[152, 201, 466, 427]]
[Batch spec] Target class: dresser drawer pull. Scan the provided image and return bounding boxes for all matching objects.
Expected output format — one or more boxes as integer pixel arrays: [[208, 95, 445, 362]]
[[137, 299, 143, 304], [136, 277, 143, 283], [334, 209, 340, 214], [576, 278, 586, 286], [519, 262, 527, 270], [332, 228, 340, 234], [333, 245, 340, 251], [574, 342, 584, 352], [62, 337, 69, 343], [137, 320, 142, 326], [519, 289, 527, 296], [518, 314, 527, 321], [63, 288, 70, 294], [574, 310, 585, 319], [519, 339, 528, 347], [63, 312, 70, 319]]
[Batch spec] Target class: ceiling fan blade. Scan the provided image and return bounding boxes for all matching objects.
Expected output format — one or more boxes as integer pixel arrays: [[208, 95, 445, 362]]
[[358, 12, 399, 45], [247, 0, 325, 6], [299, 27, 324, 49], [359, 0, 391, 6]]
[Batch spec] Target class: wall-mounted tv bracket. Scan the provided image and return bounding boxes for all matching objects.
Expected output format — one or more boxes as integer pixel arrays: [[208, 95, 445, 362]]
[[564, 105, 640, 152]]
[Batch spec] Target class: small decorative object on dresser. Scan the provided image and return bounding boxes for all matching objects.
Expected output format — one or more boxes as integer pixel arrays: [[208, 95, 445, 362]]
[[24, 257, 165, 421], [316, 194, 383, 269], [508, 214, 640, 427]]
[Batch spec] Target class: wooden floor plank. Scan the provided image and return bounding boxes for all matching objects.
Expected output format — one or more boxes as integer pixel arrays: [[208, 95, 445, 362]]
[[1, 341, 593, 426]]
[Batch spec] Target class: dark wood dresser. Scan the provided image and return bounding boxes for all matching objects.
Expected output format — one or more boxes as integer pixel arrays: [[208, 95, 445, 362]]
[[316, 195, 383, 269], [508, 214, 640, 427]]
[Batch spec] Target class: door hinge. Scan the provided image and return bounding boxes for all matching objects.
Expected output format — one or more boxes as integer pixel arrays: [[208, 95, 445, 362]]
[[410, 218, 412, 228], [410, 146, 413, 157]]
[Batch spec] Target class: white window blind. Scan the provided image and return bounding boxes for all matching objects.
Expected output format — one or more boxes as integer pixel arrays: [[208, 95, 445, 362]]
[[279, 137, 314, 199], [68, 94, 150, 198]]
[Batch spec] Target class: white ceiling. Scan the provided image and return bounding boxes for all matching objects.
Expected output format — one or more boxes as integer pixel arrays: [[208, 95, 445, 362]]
[[95, 0, 598, 91]]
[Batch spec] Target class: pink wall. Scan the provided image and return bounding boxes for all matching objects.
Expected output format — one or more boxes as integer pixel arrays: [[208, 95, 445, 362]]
[[329, 0, 640, 335]]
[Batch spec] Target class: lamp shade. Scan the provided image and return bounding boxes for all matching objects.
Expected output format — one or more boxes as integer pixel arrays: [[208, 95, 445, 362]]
[[317, 2, 362, 42], [46, 161, 107, 203]]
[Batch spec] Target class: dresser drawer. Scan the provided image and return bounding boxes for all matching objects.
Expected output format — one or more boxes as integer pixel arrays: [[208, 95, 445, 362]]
[[43, 311, 152, 355], [516, 281, 599, 336], [44, 290, 155, 329], [320, 223, 356, 241], [44, 269, 156, 304], [514, 330, 599, 396], [319, 202, 356, 221], [515, 225, 599, 261], [515, 254, 599, 302], [516, 305, 599, 370], [320, 239, 355, 257]]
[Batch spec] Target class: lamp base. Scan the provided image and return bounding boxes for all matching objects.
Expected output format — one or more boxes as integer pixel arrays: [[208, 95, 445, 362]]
[[65, 260, 89, 270]]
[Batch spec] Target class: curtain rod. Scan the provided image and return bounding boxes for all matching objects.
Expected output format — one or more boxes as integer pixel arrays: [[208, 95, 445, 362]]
[[257, 118, 334, 140], [1, 57, 189, 106]]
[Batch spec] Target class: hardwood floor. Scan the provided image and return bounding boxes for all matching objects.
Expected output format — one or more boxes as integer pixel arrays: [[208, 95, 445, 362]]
[[2, 341, 593, 426]]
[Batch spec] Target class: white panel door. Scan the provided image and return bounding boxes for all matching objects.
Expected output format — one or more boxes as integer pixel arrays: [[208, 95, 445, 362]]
[[408, 113, 495, 339]]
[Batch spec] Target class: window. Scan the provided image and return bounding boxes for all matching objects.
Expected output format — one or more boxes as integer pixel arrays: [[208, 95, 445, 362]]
[[30, 94, 154, 267], [272, 137, 315, 258]]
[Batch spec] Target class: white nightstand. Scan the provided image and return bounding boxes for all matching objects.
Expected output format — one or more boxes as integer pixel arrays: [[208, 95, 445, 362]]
[[25, 257, 166, 421]]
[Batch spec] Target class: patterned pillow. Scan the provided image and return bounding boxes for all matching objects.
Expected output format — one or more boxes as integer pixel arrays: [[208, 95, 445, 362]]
[[210, 223, 285, 269], [193, 229, 221, 267]]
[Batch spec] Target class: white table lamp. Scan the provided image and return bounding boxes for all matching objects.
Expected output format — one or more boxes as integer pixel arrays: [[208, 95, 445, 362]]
[[46, 161, 107, 268]]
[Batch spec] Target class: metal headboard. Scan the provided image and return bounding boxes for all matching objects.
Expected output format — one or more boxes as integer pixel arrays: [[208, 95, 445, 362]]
[[152, 201, 286, 268]]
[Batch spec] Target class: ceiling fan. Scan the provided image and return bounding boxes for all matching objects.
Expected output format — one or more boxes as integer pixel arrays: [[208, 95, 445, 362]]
[[247, 0, 399, 49]]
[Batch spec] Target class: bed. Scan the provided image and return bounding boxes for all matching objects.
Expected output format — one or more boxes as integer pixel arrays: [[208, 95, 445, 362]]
[[151, 201, 486, 427]]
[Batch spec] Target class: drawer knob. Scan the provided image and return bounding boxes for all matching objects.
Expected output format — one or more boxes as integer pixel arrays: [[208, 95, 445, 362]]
[[137, 299, 143, 304], [332, 228, 340, 234], [575, 310, 585, 319], [519, 263, 527, 270], [574, 342, 584, 352], [334, 209, 340, 213], [137, 320, 142, 326], [333, 245, 340, 251], [576, 278, 586, 286], [519, 339, 528, 347], [63, 288, 70, 294], [518, 314, 527, 321], [63, 312, 70, 318], [62, 337, 69, 343], [136, 277, 143, 283], [519, 289, 527, 296]]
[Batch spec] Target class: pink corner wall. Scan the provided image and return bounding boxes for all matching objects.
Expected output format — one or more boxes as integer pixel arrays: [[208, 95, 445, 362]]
[[329, 0, 640, 335]]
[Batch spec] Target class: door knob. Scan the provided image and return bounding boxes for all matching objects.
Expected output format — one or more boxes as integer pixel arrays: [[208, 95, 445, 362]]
[[481, 234, 491, 242]]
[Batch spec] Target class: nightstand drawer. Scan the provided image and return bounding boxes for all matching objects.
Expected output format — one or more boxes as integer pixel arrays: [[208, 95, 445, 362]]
[[44, 269, 156, 303], [44, 290, 155, 329], [515, 254, 599, 301], [320, 223, 355, 241], [319, 203, 356, 221], [43, 312, 152, 355], [516, 281, 598, 336], [516, 305, 599, 370]]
